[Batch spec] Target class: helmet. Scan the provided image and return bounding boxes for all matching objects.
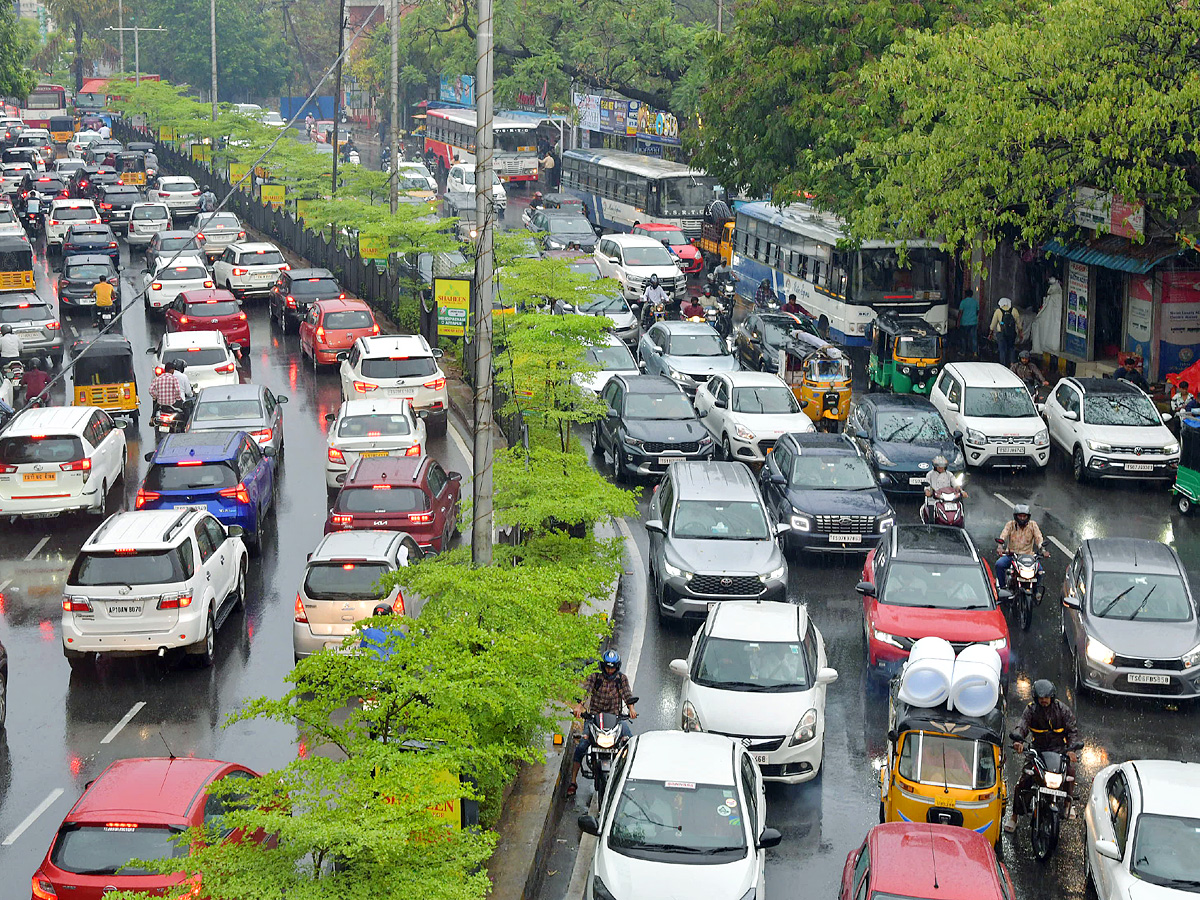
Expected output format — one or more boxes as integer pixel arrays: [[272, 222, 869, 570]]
[[0, 324, 10, 335], [600, 649, 621, 679], [999, 297, 1013, 310], [1013, 503, 1031, 527], [1019, 350, 1031, 361], [1032, 679, 1056, 701], [28, 357, 41, 370], [649, 274, 659, 287], [171, 358, 188, 373], [372, 603, 392, 617], [703, 285, 713, 297], [203, 185, 210, 192], [533, 191, 542, 199], [932, 454, 948, 469]]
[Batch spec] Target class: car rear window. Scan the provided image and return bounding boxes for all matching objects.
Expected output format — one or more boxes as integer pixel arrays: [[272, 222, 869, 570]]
[[143, 461, 238, 491], [360, 356, 436, 379], [199, 213, 240, 228], [338, 486, 428, 513], [323, 309, 374, 330], [53, 206, 96, 221], [0, 303, 50, 323], [131, 205, 169, 220], [185, 299, 240, 317], [161, 236, 202, 250], [240, 249, 284, 266], [290, 277, 341, 298], [303, 561, 391, 600], [192, 399, 262, 421], [0, 435, 84, 464], [161, 179, 197, 191], [66, 230, 109, 242], [49, 824, 188, 876], [106, 187, 140, 197], [160, 265, 208, 281], [64, 263, 112, 281], [69, 548, 192, 586], [338, 414, 411, 437], [173, 347, 228, 366], [0, 208, 17, 224]]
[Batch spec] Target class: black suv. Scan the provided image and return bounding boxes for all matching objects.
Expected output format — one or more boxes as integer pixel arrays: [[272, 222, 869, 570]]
[[760, 431, 894, 555], [96, 183, 142, 232], [592, 374, 714, 482], [847, 394, 962, 494], [268, 267, 343, 333], [525, 208, 597, 251]]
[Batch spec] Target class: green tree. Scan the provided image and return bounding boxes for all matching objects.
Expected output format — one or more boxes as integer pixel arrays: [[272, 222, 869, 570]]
[[0, 5, 37, 99], [40, 0, 116, 92]]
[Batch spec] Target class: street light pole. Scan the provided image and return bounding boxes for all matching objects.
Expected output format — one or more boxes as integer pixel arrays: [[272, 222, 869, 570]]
[[105, 26, 166, 86], [472, 0, 495, 566], [330, 0, 347, 195], [210, 0, 218, 119], [117, 0, 124, 74], [389, 0, 399, 213]]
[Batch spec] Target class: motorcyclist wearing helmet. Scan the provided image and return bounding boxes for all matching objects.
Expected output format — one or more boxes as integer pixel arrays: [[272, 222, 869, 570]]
[[923, 454, 966, 501], [1004, 679, 1081, 832], [0, 323, 20, 369], [755, 277, 776, 307], [1011, 350, 1048, 391], [641, 273, 668, 308], [567, 649, 637, 797], [529, 191, 544, 210], [199, 185, 217, 213], [995, 503, 1049, 590], [21, 356, 50, 406], [170, 358, 194, 401]]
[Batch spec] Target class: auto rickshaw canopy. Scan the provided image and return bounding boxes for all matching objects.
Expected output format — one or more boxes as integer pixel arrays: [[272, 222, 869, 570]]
[[873, 310, 943, 361]]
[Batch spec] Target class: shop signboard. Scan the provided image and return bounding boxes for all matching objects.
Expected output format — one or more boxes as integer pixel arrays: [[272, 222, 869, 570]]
[[1073, 186, 1145, 237], [229, 162, 251, 188], [1159, 271, 1200, 374], [1126, 273, 1154, 364], [573, 92, 681, 145], [1065, 260, 1089, 358], [573, 92, 601, 132], [434, 276, 471, 337], [261, 183, 285, 208]]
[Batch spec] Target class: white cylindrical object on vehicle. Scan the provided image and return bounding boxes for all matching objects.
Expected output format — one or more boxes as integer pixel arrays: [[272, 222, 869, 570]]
[[948, 644, 1002, 717], [897, 636, 955, 708]]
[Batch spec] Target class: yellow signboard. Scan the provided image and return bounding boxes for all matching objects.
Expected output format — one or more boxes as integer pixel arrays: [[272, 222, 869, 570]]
[[229, 162, 250, 188], [433, 276, 471, 338], [295, 200, 313, 223], [359, 235, 388, 260], [159, 126, 176, 143], [426, 769, 463, 830], [191, 144, 211, 164], [261, 184, 285, 208]]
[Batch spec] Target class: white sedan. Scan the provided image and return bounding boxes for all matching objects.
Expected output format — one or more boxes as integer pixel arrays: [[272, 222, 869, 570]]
[[572, 335, 639, 395], [694, 371, 815, 463], [1085, 759, 1200, 899], [142, 254, 213, 310], [323, 398, 426, 490]]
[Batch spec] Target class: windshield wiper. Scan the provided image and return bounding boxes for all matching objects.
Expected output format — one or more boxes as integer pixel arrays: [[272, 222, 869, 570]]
[[1098, 584, 1137, 617], [882, 423, 916, 442], [633, 843, 708, 854], [706, 680, 762, 690], [1127, 584, 1157, 621], [698, 845, 745, 853]]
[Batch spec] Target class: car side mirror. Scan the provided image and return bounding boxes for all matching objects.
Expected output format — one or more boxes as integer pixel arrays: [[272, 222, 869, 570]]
[[697, 408, 708, 418], [324, 413, 336, 422], [946, 401, 959, 412], [997, 588, 1014, 602], [336, 352, 348, 362], [448, 471, 463, 482], [230, 343, 243, 355], [756, 827, 783, 850], [774, 522, 790, 536], [713, 398, 727, 409], [606, 407, 619, 418], [263, 447, 277, 458], [114, 418, 129, 429], [1062, 593, 1080, 609], [1094, 839, 1121, 861], [855, 581, 876, 596], [769, 473, 786, 486], [817, 667, 839, 685], [144, 346, 156, 354], [1064, 409, 1078, 421], [952, 429, 963, 441], [227, 524, 245, 537], [277, 396, 289, 404], [669, 658, 689, 678], [143, 451, 154, 461], [644, 519, 666, 535], [433, 348, 444, 359], [1163, 412, 1174, 422], [578, 814, 600, 836]]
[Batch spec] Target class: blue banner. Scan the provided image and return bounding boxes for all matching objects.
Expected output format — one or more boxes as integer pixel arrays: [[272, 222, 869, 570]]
[[439, 75, 475, 107]]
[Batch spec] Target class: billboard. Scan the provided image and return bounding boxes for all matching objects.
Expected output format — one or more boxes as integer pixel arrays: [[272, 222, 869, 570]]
[[434, 276, 471, 337]]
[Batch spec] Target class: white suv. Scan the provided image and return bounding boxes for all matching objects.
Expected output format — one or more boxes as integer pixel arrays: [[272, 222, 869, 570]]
[[0, 406, 127, 519], [61, 508, 248, 669], [153, 330, 241, 390], [46, 199, 101, 249], [324, 398, 426, 489], [446, 163, 507, 210], [594, 233, 687, 302], [212, 241, 289, 299], [1043, 376, 1179, 482], [930, 362, 1050, 468], [142, 254, 214, 309], [125, 202, 172, 248], [338, 335, 447, 436]]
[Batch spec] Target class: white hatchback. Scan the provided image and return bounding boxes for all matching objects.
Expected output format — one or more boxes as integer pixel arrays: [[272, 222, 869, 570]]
[[142, 254, 214, 309], [152, 330, 241, 390], [930, 362, 1050, 468], [324, 398, 427, 489], [572, 335, 640, 396], [125, 202, 172, 248], [338, 334, 448, 436], [46, 199, 101, 249], [694, 371, 815, 463]]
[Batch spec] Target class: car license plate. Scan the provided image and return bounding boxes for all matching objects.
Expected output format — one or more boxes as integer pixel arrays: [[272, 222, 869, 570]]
[[934, 796, 956, 808], [908, 477, 926, 485], [386, 388, 415, 397], [106, 602, 144, 616], [829, 534, 863, 544], [252, 272, 271, 281], [1125, 463, 1153, 472], [174, 504, 207, 511], [22, 472, 55, 482], [1127, 672, 1171, 685], [753, 754, 769, 765], [1039, 787, 1068, 799], [361, 451, 389, 458], [658, 457, 677, 466], [997, 445, 1025, 455]]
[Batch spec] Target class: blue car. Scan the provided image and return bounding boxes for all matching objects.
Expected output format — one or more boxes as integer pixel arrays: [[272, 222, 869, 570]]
[[137, 430, 276, 552], [62, 223, 122, 270]]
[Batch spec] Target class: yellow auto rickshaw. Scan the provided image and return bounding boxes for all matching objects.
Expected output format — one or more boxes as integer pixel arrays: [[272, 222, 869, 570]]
[[49, 116, 76, 147], [778, 332, 852, 431], [0, 234, 34, 292], [71, 336, 139, 423], [879, 684, 1006, 850], [115, 151, 147, 187]]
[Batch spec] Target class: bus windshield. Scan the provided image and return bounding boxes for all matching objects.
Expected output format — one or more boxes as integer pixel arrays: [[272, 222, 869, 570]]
[[659, 176, 721, 216], [495, 130, 536, 153], [859, 247, 946, 296]]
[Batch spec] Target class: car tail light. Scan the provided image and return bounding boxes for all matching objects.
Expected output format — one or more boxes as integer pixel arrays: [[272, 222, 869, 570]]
[[338, 293, 346, 299], [237, 231, 245, 239], [294, 593, 308, 623], [423, 377, 446, 391], [108, 241, 118, 248], [191, 190, 201, 196], [61, 597, 92, 613], [328, 447, 345, 464], [59, 458, 91, 472], [135, 488, 159, 508], [89, 218, 99, 224], [215, 362, 236, 373], [48, 320, 59, 330], [157, 591, 193, 610], [315, 326, 325, 341], [179, 316, 189, 325], [232, 267, 247, 276], [158, 191, 169, 198], [286, 295, 296, 308], [237, 311, 247, 321], [100, 202, 111, 210], [352, 381, 377, 393], [281, 263, 290, 270], [250, 428, 273, 442], [371, 323, 380, 335], [0, 464, 15, 474], [405, 444, 421, 456], [203, 280, 214, 288], [392, 593, 405, 616], [409, 512, 432, 523], [31, 873, 56, 899], [219, 483, 251, 505], [151, 282, 162, 290], [331, 513, 353, 525]]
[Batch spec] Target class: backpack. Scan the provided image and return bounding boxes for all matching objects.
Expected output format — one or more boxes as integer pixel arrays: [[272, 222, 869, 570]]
[[999, 308, 1017, 342]]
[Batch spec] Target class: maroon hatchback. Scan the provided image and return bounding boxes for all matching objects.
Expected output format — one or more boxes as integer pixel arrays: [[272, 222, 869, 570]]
[[325, 456, 461, 552]]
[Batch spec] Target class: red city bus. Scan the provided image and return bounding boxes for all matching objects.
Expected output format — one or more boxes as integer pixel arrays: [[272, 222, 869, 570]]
[[423, 107, 539, 182], [20, 84, 69, 129]]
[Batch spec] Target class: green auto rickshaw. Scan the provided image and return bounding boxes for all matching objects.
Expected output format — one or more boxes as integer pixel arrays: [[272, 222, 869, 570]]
[[1171, 414, 1200, 515], [868, 311, 944, 396]]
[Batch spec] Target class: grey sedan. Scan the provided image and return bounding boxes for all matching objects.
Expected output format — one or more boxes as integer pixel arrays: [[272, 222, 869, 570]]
[[637, 320, 740, 397], [186, 382, 289, 457]]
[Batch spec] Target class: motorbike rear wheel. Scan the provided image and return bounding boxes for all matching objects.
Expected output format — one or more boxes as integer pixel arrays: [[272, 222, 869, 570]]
[[1030, 801, 1060, 861]]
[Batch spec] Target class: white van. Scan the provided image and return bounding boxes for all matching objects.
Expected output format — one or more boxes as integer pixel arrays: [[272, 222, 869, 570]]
[[594, 233, 687, 302], [930, 362, 1050, 468]]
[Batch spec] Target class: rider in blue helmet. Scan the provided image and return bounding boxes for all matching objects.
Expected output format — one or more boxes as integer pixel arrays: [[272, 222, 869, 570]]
[[567, 649, 637, 796]]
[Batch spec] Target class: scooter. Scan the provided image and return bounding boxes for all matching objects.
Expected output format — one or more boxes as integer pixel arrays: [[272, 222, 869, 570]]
[[921, 489, 965, 527], [997, 539, 1046, 632], [1012, 740, 1080, 862], [579, 695, 638, 800], [152, 400, 192, 441]]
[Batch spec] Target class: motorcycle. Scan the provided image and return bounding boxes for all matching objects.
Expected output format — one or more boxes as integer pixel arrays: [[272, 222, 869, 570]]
[[920, 488, 965, 527], [1013, 740, 1080, 862], [152, 400, 192, 440], [0, 360, 22, 410], [996, 538, 1046, 632], [579, 695, 638, 799]]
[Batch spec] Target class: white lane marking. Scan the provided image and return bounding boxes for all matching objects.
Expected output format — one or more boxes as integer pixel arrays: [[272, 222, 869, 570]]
[[2, 788, 63, 846], [0, 579, 10, 593], [993, 492, 1015, 509], [447, 416, 472, 463], [101, 701, 146, 744], [1048, 535, 1072, 556], [615, 518, 646, 685], [564, 794, 600, 900], [25, 536, 49, 560]]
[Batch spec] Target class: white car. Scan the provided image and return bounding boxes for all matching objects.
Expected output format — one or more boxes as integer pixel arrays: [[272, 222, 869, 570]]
[[324, 398, 426, 490], [338, 334, 448, 436], [45, 199, 101, 249], [142, 254, 214, 309], [0, 204, 24, 237], [53, 158, 85, 179], [1084, 759, 1200, 900], [1043, 376, 1179, 482], [930, 362, 1050, 468], [670, 600, 838, 784], [573, 335, 639, 395], [194, 211, 245, 260], [396, 162, 437, 192], [0, 406, 127, 519], [152, 330, 241, 390], [578, 731, 781, 900], [594, 233, 687, 302], [446, 163, 507, 210], [212, 241, 288, 299], [67, 131, 102, 159], [125, 202, 172, 248], [61, 508, 247, 670], [694, 371, 815, 463], [0, 162, 32, 194], [151, 175, 202, 217]]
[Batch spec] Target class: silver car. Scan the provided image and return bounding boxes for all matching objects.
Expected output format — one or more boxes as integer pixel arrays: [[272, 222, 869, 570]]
[[638, 321, 740, 397], [0, 293, 64, 365], [186, 382, 289, 457], [194, 212, 245, 260]]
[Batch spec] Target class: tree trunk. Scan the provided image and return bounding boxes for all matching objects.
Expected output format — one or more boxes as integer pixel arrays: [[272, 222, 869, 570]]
[[72, 13, 84, 93]]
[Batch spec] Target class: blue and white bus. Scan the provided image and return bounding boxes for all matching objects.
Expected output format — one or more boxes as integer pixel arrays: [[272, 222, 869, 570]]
[[560, 148, 722, 240], [731, 201, 951, 347]]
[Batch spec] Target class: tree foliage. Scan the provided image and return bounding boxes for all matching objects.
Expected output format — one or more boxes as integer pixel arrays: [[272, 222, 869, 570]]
[[0, 4, 36, 99], [41, 0, 116, 92]]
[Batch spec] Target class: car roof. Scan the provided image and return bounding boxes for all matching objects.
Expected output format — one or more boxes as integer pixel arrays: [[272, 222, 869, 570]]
[[50, 198, 96, 208], [162, 330, 227, 349], [890, 524, 978, 564], [656, 321, 719, 336], [338, 398, 415, 418], [229, 241, 278, 253], [787, 432, 858, 454], [3, 405, 95, 436], [1129, 760, 1200, 817], [946, 361, 1024, 387], [615, 373, 682, 395], [177, 288, 237, 304], [315, 297, 370, 313], [0, 291, 47, 306], [1081, 538, 1182, 575], [84, 509, 201, 551], [195, 383, 264, 402], [154, 254, 207, 270], [66, 224, 110, 234], [345, 455, 428, 486], [606, 233, 671, 248], [157, 230, 199, 241], [868, 823, 1001, 900], [62, 253, 114, 267], [627, 732, 736, 785], [719, 370, 789, 388], [706, 600, 806, 643], [1069, 377, 1144, 396], [669, 460, 758, 500], [864, 393, 940, 413], [154, 430, 245, 463], [311, 529, 403, 561], [358, 334, 431, 356], [69, 757, 232, 824]]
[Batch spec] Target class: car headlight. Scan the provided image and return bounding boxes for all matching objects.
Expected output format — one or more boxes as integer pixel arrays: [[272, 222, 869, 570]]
[[662, 560, 688, 579], [873, 629, 904, 648], [622, 435, 643, 449], [790, 509, 811, 531], [760, 564, 786, 583], [668, 368, 695, 385], [878, 515, 895, 533], [698, 435, 714, 446], [1087, 439, 1112, 453], [901, 365, 912, 375], [734, 423, 756, 441], [873, 448, 895, 467], [681, 700, 702, 733], [1044, 771, 1064, 790], [788, 708, 818, 747], [1085, 637, 1114, 666], [1165, 442, 1181, 455], [965, 428, 987, 445], [546, 239, 564, 249], [592, 876, 619, 900], [1182, 643, 1200, 669], [985, 637, 1007, 650], [1035, 429, 1049, 446]]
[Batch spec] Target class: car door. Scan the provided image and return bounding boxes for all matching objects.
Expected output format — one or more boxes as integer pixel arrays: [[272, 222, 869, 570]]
[[599, 380, 622, 452], [426, 462, 451, 538], [1050, 382, 1082, 452], [739, 751, 766, 877], [263, 388, 283, 438], [848, 402, 872, 456], [201, 514, 236, 608], [694, 375, 721, 438], [761, 438, 793, 519], [94, 409, 123, 482], [641, 324, 666, 373], [165, 296, 187, 331], [239, 437, 271, 512], [299, 305, 318, 355], [1063, 553, 1089, 659], [339, 341, 361, 397], [647, 474, 672, 584], [1093, 769, 1131, 900]]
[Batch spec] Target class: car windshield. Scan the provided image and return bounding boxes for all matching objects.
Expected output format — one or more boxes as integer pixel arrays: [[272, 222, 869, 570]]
[[338, 414, 412, 437], [789, 455, 877, 490], [732, 385, 801, 415], [324, 309, 374, 330], [880, 560, 994, 610], [578, 295, 627, 314], [1090, 572, 1193, 621], [143, 462, 239, 491], [66, 230, 108, 243], [241, 249, 285, 266], [647, 228, 687, 245], [695, 636, 811, 691], [671, 499, 770, 540], [160, 265, 208, 281], [338, 486, 428, 513], [0, 209, 15, 224], [607, 780, 746, 859], [173, 348, 228, 366], [895, 334, 940, 359], [65, 263, 112, 281], [186, 299, 240, 317], [569, 261, 600, 278], [1131, 814, 1200, 888], [624, 392, 696, 420], [665, 332, 725, 357], [131, 205, 169, 220], [291, 278, 341, 298], [69, 549, 190, 586], [458, 168, 500, 187], [1084, 394, 1162, 427], [963, 386, 1036, 418], [897, 733, 996, 790], [360, 356, 436, 379], [303, 561, 390, 601], [586, 344, 637, 371], [397, 174, 431, 191], [192, 399, 263, 421], [0, 303, 50, 322], [49, 824, 188, 875], [623, 244, 676, 267], [545, 215, 592, 234], [875, 410, 951, 443]]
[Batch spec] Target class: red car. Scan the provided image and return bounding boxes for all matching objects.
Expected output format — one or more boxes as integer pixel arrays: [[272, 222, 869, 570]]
[[857, 524, 1010, 683], [325, 456, 462, 552], [631, 222, 704, 274], [299, 297, 379, 367], [31, 757, 262, 900], [840, 823, 1013, 900], [165, 287, 251, 351]]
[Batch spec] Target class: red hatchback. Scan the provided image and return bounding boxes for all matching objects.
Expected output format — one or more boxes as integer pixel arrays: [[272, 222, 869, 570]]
[[840, 823, 1012, 900], [165, 288, 251, 351], [857, 524, 1010, 683], [631, 222, 704, 274], [325, 456, 461, 552], [299, 297, 378, 367], [31, 757, 261, 900]]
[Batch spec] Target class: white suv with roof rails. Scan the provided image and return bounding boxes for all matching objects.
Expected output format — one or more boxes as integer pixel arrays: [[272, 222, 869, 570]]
[[0, 406, 126, 519], [212, 241, 289, 299], [338, 334, 448, 436], [61, 508, 248, 669], [45, 199, 100, 249], [930, 362, 1050, 469], [594, 233, 687, 302], [152, 330, 241, 390]]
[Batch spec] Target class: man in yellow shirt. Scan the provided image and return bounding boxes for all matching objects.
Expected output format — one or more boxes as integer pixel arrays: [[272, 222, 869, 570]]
[[91, 278, 117, 327]]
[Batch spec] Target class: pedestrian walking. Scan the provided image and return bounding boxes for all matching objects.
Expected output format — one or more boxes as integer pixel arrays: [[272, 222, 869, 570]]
[[990, 297, 1020, 367], [958, 289, 979, 358]]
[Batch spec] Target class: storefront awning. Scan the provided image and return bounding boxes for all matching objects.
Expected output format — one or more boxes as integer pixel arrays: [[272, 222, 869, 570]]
[[1042, 234, 1181, 274]]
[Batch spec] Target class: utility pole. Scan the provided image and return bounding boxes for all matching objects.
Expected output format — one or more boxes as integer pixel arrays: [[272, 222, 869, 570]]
[[330, 0, 347, 195], [388, 0, 399, 213], [471, 0, 495, 566], [717, 0, 722, 33], [210, 0, 218, 119], [105, 26, 166, 86], [117, 0, 124, 74]]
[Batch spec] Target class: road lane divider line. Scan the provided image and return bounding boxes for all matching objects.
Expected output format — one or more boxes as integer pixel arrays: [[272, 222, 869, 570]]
[[993, 492, 1015, 509], [615, 518, 646, 686], [0, 579, 10, 593], [25, 536, 49, 560], [1048, 535, 1072, 557], [101, 701, 146, 745], [2, 788, 63, 846], [447, 417, 473, 464]]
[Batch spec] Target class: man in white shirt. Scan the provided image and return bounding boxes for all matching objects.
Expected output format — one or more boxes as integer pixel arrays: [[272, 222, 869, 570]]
[[0, 325, 21, 367], [98, 123, 111, 140]]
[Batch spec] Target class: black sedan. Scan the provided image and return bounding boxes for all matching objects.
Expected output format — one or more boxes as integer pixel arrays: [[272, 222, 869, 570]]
[[733, 311, 821, 372], [847, 394, 963, 493]]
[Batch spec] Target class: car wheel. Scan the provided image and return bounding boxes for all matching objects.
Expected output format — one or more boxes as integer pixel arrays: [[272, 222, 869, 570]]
[[1178, 494, 1193, 516], [721, 434, 733, 461], [1072, 647, 1085, 698], [94, 480, 109, 518], [613, 447, 628, 483], [232, 562, 246, 610], [1060, 606, 1068, 644], [1072, 446, 1089, 483], [440, 521, 453, 553], [189, 611, 216, 668], [591, 424, 602, 455]]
